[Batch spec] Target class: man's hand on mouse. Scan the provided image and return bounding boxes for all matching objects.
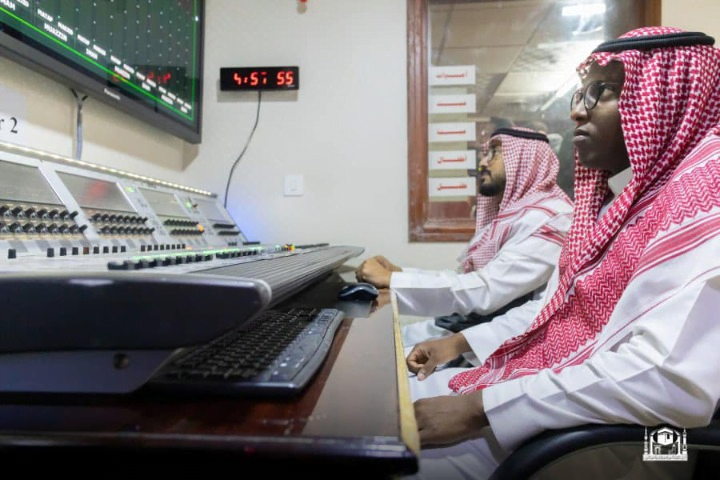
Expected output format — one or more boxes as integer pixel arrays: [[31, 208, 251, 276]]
[[355, 257, 395, 288]]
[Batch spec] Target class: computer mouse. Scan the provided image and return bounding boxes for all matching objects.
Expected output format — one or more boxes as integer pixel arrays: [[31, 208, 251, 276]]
[[337, 282, 379, 301]]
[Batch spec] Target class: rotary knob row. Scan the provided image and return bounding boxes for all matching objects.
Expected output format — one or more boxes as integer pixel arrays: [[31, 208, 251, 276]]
[[97, 226, 155, 235], [0, 205, 78, 221], [0, 222, 88, 235], [90, 213, 148, 224]]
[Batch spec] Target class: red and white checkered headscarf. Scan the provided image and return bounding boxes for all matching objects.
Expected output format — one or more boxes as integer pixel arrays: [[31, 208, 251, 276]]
[[451, 27, 720, 393], [461, 128, 572, 273]]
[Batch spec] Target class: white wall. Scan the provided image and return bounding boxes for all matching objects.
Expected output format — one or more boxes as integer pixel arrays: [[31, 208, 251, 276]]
[[1, 0, 717, 272], [662, 0, 720, 38], [190, 0, 465, 269]]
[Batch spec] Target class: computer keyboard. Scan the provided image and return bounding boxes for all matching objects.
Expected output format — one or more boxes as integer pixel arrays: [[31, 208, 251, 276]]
[[147, 306, 344, 397]]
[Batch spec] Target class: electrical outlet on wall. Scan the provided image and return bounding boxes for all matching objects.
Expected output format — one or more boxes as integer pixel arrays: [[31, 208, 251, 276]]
[[284, 174, 304, 196]]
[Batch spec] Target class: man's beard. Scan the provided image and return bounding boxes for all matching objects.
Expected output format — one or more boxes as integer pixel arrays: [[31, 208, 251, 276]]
[[478, 173, 500, 197]]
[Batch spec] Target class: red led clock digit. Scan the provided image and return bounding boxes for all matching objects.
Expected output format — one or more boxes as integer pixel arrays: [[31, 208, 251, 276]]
[[220, 67, 300, 91]]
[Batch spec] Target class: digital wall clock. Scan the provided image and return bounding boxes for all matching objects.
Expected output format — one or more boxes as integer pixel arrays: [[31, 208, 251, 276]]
[[220, 66, 300, 91]]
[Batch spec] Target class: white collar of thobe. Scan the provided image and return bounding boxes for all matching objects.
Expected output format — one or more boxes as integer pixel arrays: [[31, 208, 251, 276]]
[[608, 166, 633, 196]]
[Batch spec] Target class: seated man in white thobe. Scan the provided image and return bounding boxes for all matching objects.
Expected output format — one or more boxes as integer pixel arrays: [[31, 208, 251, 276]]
[[404, 27, 720, 480], [356, 128, 573, 349]]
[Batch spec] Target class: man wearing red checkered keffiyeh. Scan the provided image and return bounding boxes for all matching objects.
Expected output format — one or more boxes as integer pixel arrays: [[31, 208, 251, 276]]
[[355, 128, 573, 347], [460, 128, 571, 275], [403, 27, 720, 480]]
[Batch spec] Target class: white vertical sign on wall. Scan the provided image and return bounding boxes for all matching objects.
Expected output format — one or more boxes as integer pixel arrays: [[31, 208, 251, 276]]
[[0, 85, 27, 146], [428, 177, 476, 197], [429, 122, 475, 143], [429, 150, 476, 170], [429, 65, 476, 86], [429, 94, 476, 114]]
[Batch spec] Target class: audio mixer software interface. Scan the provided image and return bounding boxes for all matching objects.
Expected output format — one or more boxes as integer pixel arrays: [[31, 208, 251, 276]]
[[0, 145, 363, 397]]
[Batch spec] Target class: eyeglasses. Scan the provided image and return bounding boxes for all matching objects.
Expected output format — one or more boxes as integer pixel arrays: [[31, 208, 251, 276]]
[[467, 144, 501, 177], [570, 81, 621, 112]]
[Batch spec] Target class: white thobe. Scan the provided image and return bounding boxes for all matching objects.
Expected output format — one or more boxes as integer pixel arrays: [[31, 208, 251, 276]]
[[405, 168, 720, 479], [395, 199, 572, 346]]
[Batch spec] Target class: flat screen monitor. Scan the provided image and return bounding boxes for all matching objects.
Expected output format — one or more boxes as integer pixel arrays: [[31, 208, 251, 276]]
[[0, 0, 204, 144], [0, 159, 61, 205], [57, 172, 133, 212], [139, 187, 187, 218]]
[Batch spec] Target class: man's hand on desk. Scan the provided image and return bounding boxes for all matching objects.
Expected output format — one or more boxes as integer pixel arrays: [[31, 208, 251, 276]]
[[372, 255, 402, 272], [355, 256, 400, 288], [406, 333, 471, 380], [414, 392, 487, 447]]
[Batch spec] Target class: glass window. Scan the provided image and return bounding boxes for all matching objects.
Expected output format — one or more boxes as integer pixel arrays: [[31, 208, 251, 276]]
[[407, 0, 660, 242]]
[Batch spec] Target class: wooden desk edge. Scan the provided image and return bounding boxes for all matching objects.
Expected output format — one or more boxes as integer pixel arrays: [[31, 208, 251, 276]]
[[392, 292, 421, 456]]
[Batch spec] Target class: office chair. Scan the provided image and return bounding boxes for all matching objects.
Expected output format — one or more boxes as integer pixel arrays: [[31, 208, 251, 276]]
[[488, 415, 720, 480]]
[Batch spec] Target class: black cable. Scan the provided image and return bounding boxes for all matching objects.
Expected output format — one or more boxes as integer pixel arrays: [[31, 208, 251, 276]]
[[70, 89, 88, 160], [224, 90, 262, 208]]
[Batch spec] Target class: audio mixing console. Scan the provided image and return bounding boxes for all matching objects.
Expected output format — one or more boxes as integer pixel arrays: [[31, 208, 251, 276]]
[[0, 143, 363, 394]]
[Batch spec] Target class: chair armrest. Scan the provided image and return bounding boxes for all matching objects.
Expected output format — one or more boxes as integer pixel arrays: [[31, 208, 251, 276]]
[[488, 419, 720, 480]]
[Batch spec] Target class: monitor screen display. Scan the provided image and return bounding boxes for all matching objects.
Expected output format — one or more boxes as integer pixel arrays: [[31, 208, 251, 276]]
[[189, 196, 227, 222], [0, 0, 204, 144], [57, 172, 133, 212], [0, 159, 61, 205], [139, 187, 187, 218]]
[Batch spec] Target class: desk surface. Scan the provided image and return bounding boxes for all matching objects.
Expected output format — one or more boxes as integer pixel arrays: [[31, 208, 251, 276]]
[[0, 273, 419, 476]]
